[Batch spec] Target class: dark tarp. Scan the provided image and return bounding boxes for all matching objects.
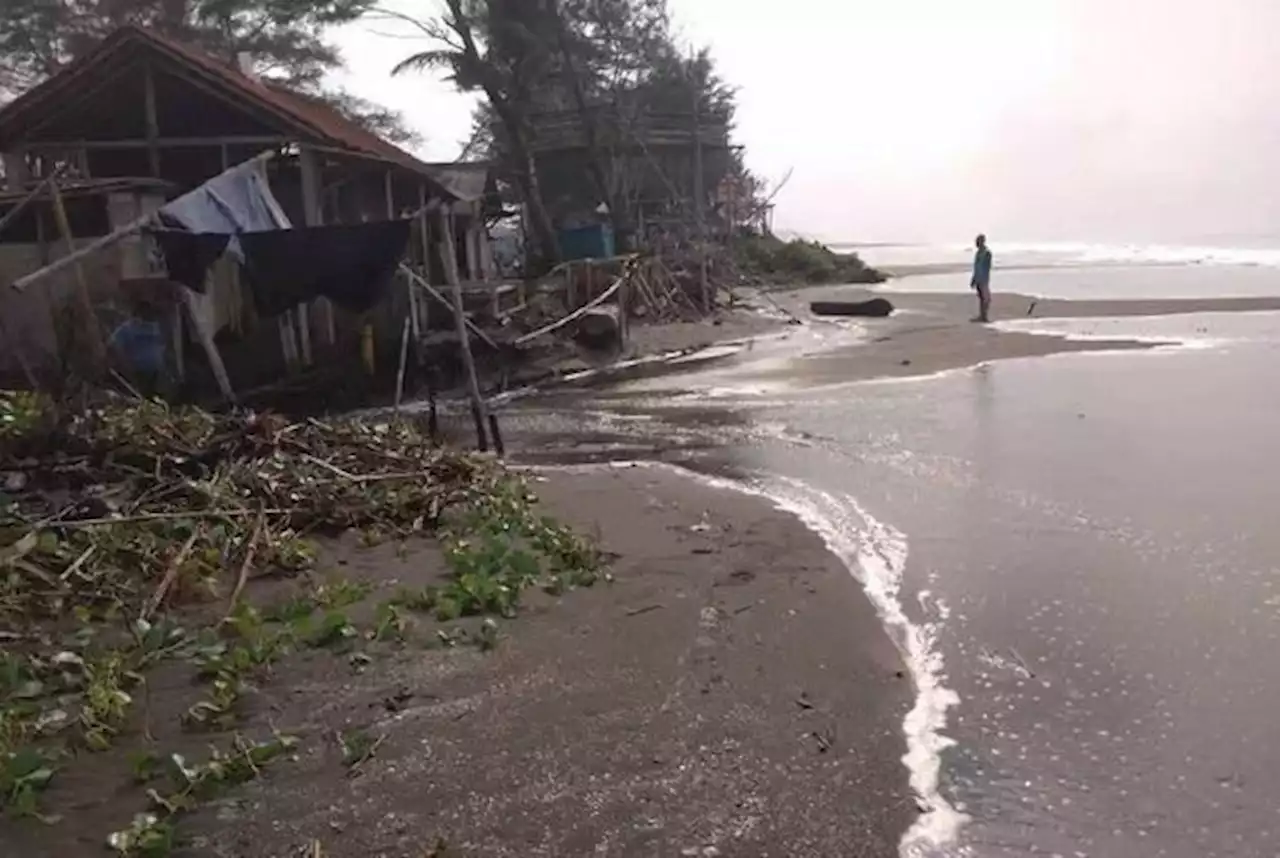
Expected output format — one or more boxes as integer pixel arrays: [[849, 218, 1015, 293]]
[[238, 220, 412, 317], [150, 230, 231, 293]]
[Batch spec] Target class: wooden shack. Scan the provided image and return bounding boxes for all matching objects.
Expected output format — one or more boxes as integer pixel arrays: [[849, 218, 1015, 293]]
[[0, 25, 498, 392]]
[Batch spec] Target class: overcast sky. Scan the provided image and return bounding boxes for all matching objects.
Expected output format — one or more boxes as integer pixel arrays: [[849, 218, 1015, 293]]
[[334, 0, 1280, 246]]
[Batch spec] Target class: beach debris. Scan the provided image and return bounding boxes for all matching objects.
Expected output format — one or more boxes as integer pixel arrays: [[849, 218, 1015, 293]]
[[811, 726, 835, 754], [808, 298, 895, 318], [0, 396, 501, 628], [337, 728, 386, 776], [625, 604, 664, 618], [0, 391, 605, 833]]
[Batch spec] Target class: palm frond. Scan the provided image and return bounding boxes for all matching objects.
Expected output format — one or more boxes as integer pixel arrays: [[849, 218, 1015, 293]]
[[391, 49, 459, 77]]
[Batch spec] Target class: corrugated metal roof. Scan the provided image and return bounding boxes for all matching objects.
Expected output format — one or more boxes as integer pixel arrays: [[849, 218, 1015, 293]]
[[0, 26, 453, 196]]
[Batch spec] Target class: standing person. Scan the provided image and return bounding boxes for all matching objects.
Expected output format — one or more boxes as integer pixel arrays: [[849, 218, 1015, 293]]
[[109, 298, 169, 398], [971, 233, 993, 323]]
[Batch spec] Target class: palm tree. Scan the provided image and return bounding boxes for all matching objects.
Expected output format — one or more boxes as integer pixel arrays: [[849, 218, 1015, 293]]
[[386, 0, 562, 270]]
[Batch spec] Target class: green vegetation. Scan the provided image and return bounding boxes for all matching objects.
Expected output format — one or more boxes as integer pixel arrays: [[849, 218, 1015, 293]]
[[0, 392, 607, 850], [734, 234, 888, 286]]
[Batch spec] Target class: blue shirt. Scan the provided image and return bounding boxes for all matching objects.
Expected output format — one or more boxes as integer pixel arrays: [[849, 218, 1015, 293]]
[[110, 318, 165, 373], [973, 247, 993, 287]]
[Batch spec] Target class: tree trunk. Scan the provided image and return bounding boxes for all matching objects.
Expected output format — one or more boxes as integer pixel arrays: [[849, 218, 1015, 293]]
[[495, 102, 561, 271], [546, 0, 631, 251], [446, 0, 561, 273]]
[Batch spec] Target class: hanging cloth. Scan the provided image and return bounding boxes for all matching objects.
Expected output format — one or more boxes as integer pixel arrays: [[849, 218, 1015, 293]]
[[238, 220, 412, 318], [158, 157, 291, 259], [150, 230, 231, 292]]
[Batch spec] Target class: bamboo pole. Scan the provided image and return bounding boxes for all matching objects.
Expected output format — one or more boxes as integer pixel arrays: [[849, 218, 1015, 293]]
[[438, 211, 489, 452], [393, 316, 411, 415], [399, 264, 498, 350], [47, 177, 107, 365]]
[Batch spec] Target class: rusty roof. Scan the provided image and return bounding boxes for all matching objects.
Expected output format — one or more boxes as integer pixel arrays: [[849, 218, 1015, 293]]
[[0, 26, 454, 195]]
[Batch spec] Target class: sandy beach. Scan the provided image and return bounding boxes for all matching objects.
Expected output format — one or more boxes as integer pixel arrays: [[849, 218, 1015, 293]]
[[521, 283, 1280, 398], [1, 464, 912, 858], [8, 273, 1279, 858], [491, 260, 1280, 857], [202, 467, 912, 857]]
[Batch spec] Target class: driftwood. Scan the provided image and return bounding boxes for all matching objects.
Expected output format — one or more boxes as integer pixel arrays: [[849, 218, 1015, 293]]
[[809, 298, 895, 318]]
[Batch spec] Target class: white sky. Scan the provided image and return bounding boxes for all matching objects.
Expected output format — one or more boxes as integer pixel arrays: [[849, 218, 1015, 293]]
[[334, 0, 1280, 245]]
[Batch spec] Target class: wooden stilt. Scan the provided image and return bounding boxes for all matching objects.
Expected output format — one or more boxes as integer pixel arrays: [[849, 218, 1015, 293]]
[[181, 279, 235, 402], [48, 178, 106, 366], [393, 317, 410, 415], [438, 212, 489, 452]]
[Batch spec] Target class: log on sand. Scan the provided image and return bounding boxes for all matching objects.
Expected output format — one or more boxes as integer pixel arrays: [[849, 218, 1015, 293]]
[[809, 297, 895, 318]]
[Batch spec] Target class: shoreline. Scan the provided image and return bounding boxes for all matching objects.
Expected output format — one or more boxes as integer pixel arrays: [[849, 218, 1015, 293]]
[[0, 403, 915, 857], [181, 462, 917, 857], [485, 288, 1280, 402]]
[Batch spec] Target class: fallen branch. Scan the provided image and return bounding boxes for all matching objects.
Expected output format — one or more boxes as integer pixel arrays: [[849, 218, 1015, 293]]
[[140, 529, 200, 622], [51, 509, 297, 528], [225, 514, 265, 617], [58, 544, 97, 582]]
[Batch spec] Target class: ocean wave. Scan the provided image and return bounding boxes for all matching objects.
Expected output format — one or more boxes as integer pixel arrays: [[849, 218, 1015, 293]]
[[1001, 241, 1280, 268], [847, 240, 1280, 270], [535, 460, 971, 855]]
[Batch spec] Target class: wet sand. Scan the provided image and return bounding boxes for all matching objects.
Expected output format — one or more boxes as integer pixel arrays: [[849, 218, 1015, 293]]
[[726, 286, 1280, 385], [3, 466, 910, 857]]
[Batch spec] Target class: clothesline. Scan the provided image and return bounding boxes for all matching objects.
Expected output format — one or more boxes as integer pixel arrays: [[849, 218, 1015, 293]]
[[9, 150, 280, 293]]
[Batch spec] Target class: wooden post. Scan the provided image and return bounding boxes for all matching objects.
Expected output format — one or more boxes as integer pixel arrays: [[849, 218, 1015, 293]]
[[617, 263, 630, 350], [567, 259, 578, 310], [393, 317, 410, 414], [278, 314, 298, 367], [170, 304, 185, 382], [182, 277, 235, 402], [143, 64, 161, 178], [438, 212, 490, 452], [416, 184, 432, 332], [48, 178, 106, 365], [298, 146, 331, 350], [692, 79, 710, 315], [464, 200, 482, 283]]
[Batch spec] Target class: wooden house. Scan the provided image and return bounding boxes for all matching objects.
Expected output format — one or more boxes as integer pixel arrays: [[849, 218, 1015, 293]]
[[0, 25, 498, 392]]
